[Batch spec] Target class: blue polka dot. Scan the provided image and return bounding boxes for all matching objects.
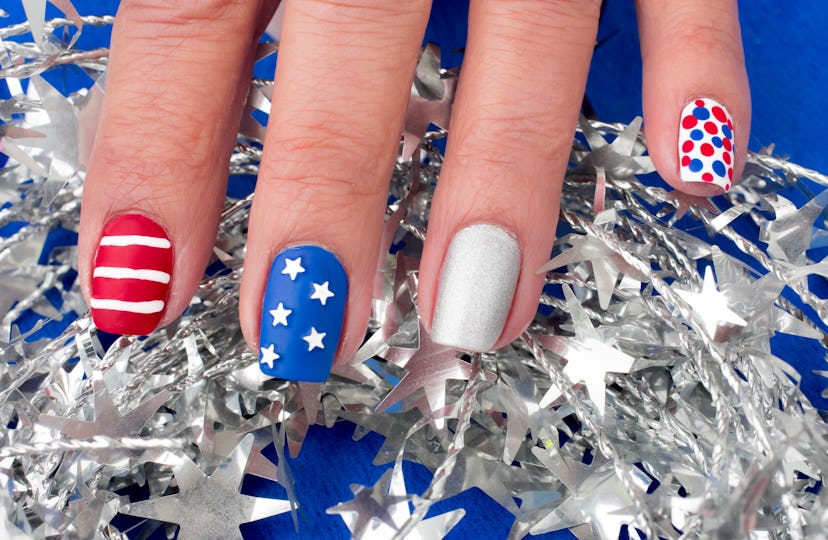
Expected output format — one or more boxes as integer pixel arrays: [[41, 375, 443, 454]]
[[712, 136, 723, 148], [693, 107, 710, 120], [689, 159, 703, 173], [721, 125, 732, 139], [712, 160, 726, 177], [690, 129, 704, 141]]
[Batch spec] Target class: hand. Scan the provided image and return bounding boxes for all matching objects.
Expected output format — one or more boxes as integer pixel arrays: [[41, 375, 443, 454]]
[[78, 0, 749, 382]]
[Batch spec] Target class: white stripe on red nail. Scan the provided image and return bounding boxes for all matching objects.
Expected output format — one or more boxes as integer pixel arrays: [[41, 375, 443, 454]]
[[99, 235, 171, 249], [92, 267, 171, 283], [90, 299, 165, 314]]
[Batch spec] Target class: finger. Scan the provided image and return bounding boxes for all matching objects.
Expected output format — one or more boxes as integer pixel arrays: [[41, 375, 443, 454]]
[[239, 0, 431, 382], [418, 0, 602, 351], [636, 0, 750, 195], [78, 0, 274, 335]]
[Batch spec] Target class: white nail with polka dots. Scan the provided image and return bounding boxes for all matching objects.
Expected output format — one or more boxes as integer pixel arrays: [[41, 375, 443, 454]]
[[678, 98, 734, 192]]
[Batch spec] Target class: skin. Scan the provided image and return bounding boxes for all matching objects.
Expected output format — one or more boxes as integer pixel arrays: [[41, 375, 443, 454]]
[[78, 0, 750, 361]]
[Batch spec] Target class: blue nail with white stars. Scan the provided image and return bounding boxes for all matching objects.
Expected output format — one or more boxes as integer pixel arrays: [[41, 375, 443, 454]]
[[258, 245, 347, 382]]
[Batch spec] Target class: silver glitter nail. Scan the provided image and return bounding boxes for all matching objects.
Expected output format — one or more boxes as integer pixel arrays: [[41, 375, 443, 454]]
[[431, 224, 520, 351]]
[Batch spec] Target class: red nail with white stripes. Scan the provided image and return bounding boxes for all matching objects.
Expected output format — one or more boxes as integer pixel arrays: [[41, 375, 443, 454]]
[[91, 214, 173, 335]]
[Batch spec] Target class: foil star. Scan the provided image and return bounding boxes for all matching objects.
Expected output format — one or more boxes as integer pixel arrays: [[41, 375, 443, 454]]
[[482, 361, 562, 464], [52, 464, 119, 539], [761, 191, 828, 265], [121, 435, 291, 539], [376, 321, 487, 429], [537, 286, 636, 415], [572, 116, 654, 179], [12, 75, 81, 204], [661, 190, 719, 221], [327, 469, 409, 538], [402, 44, 456, 160], [673, 266, 747, 341], [328, 466, 465, 539], [539, 232, 647, 310], [39, 371, 170, 440], [437, 447, 538, 516], [518, 450, 641, 539]]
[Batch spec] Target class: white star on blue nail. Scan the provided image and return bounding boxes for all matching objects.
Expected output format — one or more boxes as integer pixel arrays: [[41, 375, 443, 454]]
[[282, 257, 305, 281], [260, 344, 280, 368], [310, 281, 335, 306], [303, 327, 326, 351], [269, 302, 292, 327]]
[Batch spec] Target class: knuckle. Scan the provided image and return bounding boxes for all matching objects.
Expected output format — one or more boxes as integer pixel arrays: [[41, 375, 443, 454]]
[[298, 0, 429, 23], [118, 0, 256, 32], [93, 143, 220, 209], [664, 16, 742, 61], [263, 119, 391, 200], [489, 0, 601, 37]]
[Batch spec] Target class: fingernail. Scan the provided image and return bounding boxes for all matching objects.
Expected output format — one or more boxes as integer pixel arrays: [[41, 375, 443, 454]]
[[91, 214, 173, 335], [258, 245, 347, 382], [678, 98, 734, 191], [431, 224, 520, 352]]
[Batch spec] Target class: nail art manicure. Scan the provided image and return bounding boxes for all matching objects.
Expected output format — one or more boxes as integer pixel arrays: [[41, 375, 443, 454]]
[[258, 245, 347, 382], [91, 214, 173, 335], [431, 224, 520, 352], [678, 98, 735, 191]]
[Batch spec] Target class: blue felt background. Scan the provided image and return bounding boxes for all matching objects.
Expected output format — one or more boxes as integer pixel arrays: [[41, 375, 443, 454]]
[[2, 0, 828, 538]]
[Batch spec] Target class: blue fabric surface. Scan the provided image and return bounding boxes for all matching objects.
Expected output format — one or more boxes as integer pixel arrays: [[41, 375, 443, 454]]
[[3, 0, 828, 538]]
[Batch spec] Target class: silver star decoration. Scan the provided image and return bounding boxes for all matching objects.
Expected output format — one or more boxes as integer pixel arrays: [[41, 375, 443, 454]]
[[328, 466, 465, 539], [539, 230, 647, 310], [538, 286, 636, 415], [121, 435, 291, 539], [22, 0, 46, 43], [39, 371, 170, 439], [327, 469, 409, 538], [572, 116, 655, 179], [482, 361, 563, 464], [12, 75, 81, 204], [761, 190, 828, 265], [437, 447, 538, 516], [660, 190, 719, 222], [376, 321, 490, 429], [50, 463, 119, 539], [402, 44, 456, 160], [513, 448, 642, 539], [673, 266, 747, 341]]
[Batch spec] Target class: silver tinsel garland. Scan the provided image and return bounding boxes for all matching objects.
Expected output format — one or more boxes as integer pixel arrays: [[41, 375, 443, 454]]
[[2, 4, 828, 539]]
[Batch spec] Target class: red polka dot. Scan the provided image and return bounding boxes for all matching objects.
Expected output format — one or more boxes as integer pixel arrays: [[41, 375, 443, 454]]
[[722, 138, 732, 151], [728, 168, 733, 180], [682, 115, 698, 129], [727, 119, 733, 130], [701, 143, 714, 156], [723, 152, 731, 165], [695, 99, 705, 107], [682, 140, 694, 153], [702, 172, 714, 182], [725, 183, 731, 191], [712, 106, 727, 122], [681, 156, 691, 167], [704, 121, 718, 134]]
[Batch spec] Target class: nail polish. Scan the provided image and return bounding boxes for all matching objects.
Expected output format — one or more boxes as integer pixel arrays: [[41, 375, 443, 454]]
[[91, 214, 173, 335], [258, 245, 347, 382], [430, 224, 520, 352], [678, 98, 735, 191]]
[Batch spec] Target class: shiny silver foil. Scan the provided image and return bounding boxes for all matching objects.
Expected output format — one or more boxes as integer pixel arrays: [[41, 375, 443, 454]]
[[1, 4, 828, 540]]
